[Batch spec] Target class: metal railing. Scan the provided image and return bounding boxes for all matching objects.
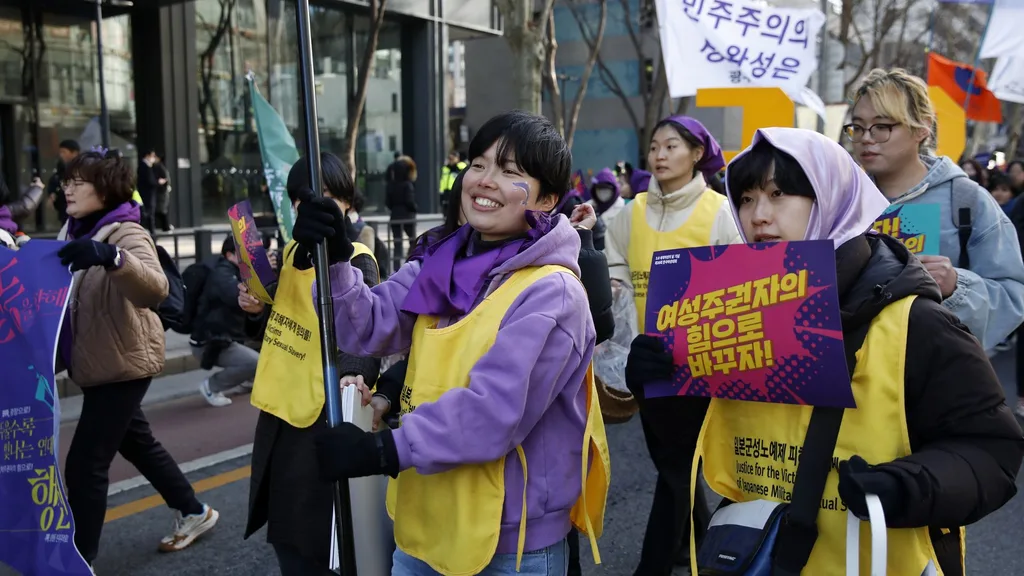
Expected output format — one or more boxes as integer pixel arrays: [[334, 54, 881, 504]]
[[30, 216, 447, 276]]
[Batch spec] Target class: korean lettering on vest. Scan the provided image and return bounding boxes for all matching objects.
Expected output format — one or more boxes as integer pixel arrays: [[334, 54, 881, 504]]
[[264, 309, 313, 360], [731, 434, 846, 511]]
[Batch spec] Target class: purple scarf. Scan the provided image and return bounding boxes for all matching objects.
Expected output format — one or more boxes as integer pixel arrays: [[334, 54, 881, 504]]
[[0, 207, 16, 234], [66, 201, 141, 240], [401, 210, 557, 317], [59, 201, 143, 371], [664, 115, 726, 182]]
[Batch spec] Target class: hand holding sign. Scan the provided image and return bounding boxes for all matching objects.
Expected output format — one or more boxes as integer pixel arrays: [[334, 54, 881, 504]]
[[228, 200, 277, 305]]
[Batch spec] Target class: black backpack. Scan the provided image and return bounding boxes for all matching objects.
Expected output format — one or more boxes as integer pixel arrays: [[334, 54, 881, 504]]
[[154, 245, 186, 332], [170, 257, 218, 335]]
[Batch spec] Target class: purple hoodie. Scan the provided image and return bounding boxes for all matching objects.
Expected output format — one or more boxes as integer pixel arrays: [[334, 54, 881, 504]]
[[629, 169, 652, 195], [725, 128, 889, 248], [318, 216, 596, 554], [0, 207, 16, 234], [590, 168, 620, 214]]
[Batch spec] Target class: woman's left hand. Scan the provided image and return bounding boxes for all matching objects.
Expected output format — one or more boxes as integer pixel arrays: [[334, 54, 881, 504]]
[[570, 203, 597, 230], [58, 239, 118, 272]]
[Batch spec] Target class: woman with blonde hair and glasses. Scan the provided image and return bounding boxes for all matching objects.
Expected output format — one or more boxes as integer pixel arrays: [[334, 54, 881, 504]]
[[847, 68, 1024, 354]]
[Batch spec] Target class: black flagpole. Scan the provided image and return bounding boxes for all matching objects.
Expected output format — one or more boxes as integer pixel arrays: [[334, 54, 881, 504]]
[[294, 1, 357, 574]]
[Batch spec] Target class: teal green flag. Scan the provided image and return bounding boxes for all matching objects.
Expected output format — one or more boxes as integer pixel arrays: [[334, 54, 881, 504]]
[[248, 73, 299, 243]]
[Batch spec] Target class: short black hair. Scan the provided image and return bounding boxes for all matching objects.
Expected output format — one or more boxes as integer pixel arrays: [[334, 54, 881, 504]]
[[59, 139, 80, 153], [468, 111, 572, 205], [286, 152, 355, 206], [989, 170, 1016, 194], [726, 139, 816, 207], [221, 236, 236, 256]]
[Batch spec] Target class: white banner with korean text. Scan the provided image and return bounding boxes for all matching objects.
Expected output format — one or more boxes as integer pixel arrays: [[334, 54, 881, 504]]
[[990, 57, 1024, 104], [655, 0, 826, 97]]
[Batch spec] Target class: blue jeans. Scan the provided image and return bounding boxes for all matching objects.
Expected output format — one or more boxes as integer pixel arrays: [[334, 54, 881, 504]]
[[392, 539, 568, 576]]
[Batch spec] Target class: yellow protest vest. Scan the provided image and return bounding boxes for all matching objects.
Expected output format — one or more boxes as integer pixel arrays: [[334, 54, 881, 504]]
[[627, 189, 725, 332], [386, 265, 610, 576], [693, 296, 950, 575], [250, 240, 376, 428]]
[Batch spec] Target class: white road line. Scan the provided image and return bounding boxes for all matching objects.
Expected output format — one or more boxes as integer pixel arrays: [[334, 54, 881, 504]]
[[107, 443, 254, 496]]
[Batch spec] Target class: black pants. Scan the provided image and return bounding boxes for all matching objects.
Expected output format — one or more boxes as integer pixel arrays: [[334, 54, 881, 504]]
[[390, 222, 417, 269], [273, 542, 337, 576], [634, 395, 712, 576], [64, 377, 201, 563]]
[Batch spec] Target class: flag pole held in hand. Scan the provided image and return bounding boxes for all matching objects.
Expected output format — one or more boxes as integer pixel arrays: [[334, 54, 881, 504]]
[[294, 0, 357, 574]]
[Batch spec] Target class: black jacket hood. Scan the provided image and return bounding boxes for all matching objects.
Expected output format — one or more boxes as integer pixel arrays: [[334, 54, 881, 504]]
[[837, 233, 943, 334]]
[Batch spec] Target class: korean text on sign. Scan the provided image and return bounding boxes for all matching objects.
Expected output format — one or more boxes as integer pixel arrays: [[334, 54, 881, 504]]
[[656, 270, 808, 377], [656, 0, 825, 97]]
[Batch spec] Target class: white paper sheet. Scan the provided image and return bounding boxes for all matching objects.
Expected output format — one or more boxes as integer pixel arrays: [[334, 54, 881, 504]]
[[329, 385, 393, 575]]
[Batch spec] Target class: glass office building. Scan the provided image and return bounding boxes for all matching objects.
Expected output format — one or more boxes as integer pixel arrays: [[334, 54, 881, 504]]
[[0, 0, 499, 231]]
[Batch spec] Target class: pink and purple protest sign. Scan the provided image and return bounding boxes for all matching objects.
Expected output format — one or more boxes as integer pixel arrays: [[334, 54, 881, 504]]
[[643, 240, 854, 408], [0, 241, 92, 575], [228, 200, 277, 305]]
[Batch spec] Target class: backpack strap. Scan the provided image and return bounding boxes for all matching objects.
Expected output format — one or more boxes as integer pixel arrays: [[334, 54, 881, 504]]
[[950, 178, 972, 270], [771, 319, 872, 576]]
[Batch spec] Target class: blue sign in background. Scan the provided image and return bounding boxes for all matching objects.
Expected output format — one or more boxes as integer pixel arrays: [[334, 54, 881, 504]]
[[0, 241, 91, 575]]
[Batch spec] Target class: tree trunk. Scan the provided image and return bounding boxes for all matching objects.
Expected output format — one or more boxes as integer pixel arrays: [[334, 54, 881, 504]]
[[508, 30, 546, 114], [343, 0, 389, 176], [496, 0, 557, 115], [564, 0, 607, 147], [542, 11, 563, 134]]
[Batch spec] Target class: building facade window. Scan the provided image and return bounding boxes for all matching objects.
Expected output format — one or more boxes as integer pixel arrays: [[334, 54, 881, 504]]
[[0, 6, 134, 232], [195, 0, 404, 222]]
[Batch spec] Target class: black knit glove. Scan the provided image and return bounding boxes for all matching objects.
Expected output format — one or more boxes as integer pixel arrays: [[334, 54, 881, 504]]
[[291, 191, 354, 268], [315, 422, 400, 480], [625, 334, 675, 402], [58, 239, 118, 272], [838, 455, 904, 520]]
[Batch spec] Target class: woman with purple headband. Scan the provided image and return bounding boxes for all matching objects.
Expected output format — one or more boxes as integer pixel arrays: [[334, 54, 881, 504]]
[[606, 115, 740, 575]]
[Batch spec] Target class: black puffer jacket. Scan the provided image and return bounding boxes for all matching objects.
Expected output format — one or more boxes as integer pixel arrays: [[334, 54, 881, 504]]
[[838, 233, 1023, 576], [191, 256, 258, 345]]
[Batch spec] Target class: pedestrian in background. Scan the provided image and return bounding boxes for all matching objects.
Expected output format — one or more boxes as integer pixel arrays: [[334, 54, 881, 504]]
[[56, 149, 218, 569], [191, 236, 262, 407]]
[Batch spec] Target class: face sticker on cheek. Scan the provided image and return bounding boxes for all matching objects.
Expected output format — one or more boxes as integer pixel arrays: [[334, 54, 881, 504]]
[[512, 182, 530, 206]]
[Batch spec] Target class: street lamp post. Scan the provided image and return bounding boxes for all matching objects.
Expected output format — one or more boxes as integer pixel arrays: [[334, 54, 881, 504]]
[[95, 0, 110, 148]]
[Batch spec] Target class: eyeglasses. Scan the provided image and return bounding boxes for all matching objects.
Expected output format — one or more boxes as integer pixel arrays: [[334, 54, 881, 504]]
[[61, 179, 90, 191], [842, 123, 900, 144]]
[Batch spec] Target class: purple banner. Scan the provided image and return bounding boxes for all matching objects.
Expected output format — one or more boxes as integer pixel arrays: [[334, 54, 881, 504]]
[[228, 200, 277, 304], [643, 241, 854, 408], [0, 241, 91, 575]]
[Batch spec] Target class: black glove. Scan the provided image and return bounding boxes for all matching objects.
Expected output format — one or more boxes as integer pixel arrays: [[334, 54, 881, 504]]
[[58, 239, 118, 272], [838, 455, 903, 520], [625, 334, 675, 402], [315, 422, 400, 480], [291, 191, 354, 265]]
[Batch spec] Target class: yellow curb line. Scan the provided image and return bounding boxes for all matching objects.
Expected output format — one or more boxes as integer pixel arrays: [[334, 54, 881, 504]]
[[104, 465, 251, 523]]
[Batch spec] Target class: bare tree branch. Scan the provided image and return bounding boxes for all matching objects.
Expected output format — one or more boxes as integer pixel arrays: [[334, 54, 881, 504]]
[[343, 0, 390, 175], [543, 10, 564, 136], [564, 0, 607, 146], [566, 0, 641, 135]]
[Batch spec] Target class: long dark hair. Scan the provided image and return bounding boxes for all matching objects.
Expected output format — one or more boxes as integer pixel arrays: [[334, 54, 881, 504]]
[[408, 170, 466, 262]]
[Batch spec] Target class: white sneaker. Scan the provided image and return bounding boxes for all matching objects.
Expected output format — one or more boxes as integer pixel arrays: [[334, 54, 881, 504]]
[[158, 504, 219, 552], [199, 380, 231, 407]]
